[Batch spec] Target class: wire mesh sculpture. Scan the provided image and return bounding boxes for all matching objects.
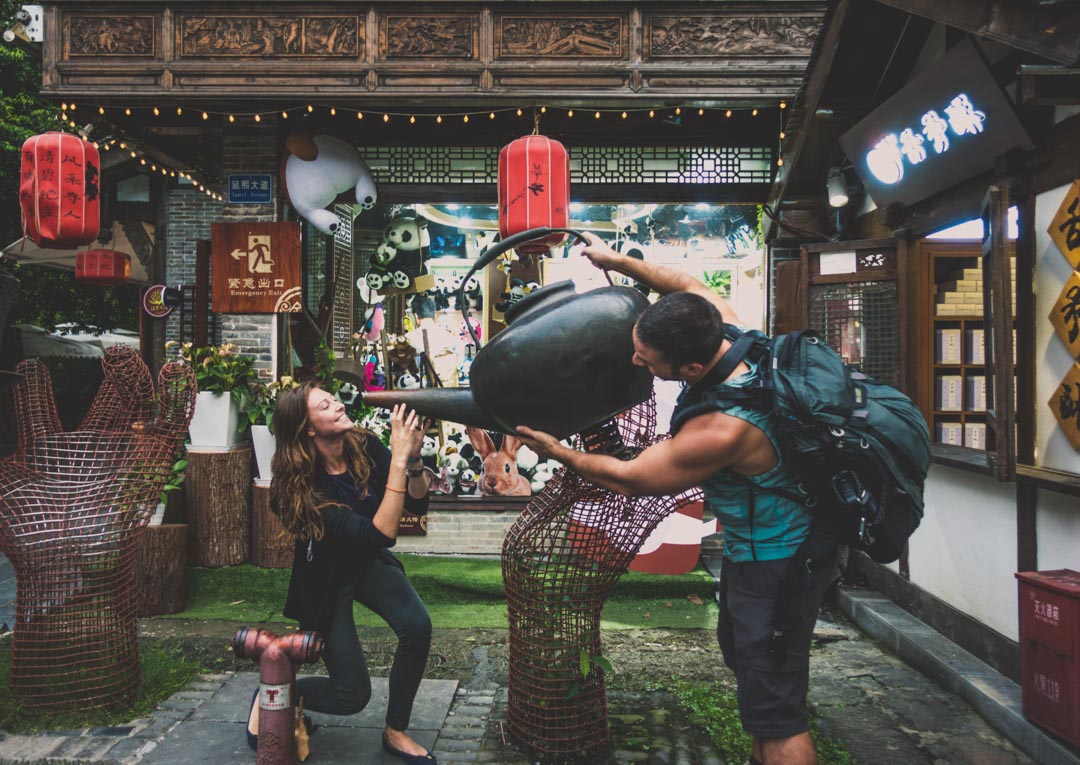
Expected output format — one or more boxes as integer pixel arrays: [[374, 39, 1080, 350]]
[[0, 347, 196, 711], [502, 395, 702, 759]]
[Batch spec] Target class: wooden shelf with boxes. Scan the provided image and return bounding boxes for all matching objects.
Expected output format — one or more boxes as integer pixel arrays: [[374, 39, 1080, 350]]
[[912, 241, 1015, 454]]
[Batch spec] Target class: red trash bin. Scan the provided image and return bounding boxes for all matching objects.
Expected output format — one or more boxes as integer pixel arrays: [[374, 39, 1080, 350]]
[[1016, 569, 1080, 747]]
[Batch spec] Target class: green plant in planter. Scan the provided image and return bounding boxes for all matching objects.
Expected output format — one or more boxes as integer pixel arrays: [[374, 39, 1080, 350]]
[[244, 376, 301, 434], [177, 342, 258, 405]]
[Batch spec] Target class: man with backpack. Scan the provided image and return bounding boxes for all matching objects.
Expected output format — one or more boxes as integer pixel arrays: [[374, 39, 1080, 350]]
[[515, 232, 841, 765]]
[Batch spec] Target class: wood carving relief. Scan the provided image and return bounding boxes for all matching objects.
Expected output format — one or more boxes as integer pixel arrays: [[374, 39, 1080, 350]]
[[647, 15, 819, 58], [66, 16, 155, 57], [179, 16, 361, 57], [496, 17, 625, 58], [381, 16, 476, 59]]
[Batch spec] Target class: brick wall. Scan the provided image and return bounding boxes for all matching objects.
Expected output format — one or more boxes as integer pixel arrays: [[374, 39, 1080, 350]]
[[164, 123, 281, 378]]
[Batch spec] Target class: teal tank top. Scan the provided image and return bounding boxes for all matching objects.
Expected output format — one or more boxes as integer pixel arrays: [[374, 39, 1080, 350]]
[[671, 358, 812, 563]]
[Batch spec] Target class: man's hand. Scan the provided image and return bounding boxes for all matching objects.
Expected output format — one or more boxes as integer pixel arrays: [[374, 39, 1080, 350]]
[[580, 231, 625, 272], [515, 425, 566, 461]]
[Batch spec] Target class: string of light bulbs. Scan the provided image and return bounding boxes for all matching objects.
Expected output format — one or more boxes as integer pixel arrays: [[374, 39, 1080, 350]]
[[57, 97, 792, 176]]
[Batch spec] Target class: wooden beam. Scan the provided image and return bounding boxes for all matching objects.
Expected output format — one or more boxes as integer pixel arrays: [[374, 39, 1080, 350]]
[[873, 0, 1080, 65], [763, 0, 852, 242]]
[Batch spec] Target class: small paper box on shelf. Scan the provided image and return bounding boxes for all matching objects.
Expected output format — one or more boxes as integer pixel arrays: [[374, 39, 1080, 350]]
[[938, 292, 969, 304], [966, 329, 986, 364], [940, 279, 979, 292], [935, 421, 963, 445], [937, 304, 959, 316], [964, 422, 987, 450], [935, 329, 962, 364], [936, 375, 963, 411], [966, 375, 987, 412]]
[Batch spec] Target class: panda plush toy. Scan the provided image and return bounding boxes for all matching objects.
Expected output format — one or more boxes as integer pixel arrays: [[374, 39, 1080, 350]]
[[366, 215, 430, 291]]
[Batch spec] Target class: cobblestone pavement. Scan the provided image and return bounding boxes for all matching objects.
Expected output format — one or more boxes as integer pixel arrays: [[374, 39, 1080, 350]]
[[0, 604, 1045, 764]]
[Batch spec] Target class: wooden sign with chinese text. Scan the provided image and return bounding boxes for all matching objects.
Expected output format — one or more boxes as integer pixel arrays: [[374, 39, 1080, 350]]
[[211, 222, 302, 313], [1049, 362, 1080, 450], [1049, 180, 1080, 270], [1048, 270, 1080, 358]]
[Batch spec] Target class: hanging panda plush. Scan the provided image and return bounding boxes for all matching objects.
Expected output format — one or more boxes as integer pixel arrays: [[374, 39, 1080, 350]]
[[366, 215, 430, 291]]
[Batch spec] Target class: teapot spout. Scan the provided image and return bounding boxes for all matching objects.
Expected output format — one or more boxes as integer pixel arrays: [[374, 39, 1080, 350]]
[[362, 388, 504, 432]]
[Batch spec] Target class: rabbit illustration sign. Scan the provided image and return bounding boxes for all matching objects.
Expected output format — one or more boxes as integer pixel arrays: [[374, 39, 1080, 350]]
[[466, 427, 531, 496], [280, 133, 377, 235]]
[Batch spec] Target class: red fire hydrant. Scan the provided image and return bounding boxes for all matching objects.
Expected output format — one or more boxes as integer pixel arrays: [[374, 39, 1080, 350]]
[[233, 627, 325, 765]]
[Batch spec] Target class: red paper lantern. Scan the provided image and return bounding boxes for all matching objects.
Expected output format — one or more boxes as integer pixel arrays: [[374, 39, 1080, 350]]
[[76, 249, 130, 286], [498, 134, 570, 255], [19, 132, 101, 249]]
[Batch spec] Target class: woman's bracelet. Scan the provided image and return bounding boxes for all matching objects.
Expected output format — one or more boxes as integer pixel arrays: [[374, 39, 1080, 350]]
[[406, 464, 425, 478], [385, 484, 406, 494]]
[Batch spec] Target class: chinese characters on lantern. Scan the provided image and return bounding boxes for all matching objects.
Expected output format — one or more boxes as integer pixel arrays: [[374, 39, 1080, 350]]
[[865, 94, 987, 185]]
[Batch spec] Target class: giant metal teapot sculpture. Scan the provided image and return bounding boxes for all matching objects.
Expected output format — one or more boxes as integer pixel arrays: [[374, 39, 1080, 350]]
[[363, 228, 653, 439]]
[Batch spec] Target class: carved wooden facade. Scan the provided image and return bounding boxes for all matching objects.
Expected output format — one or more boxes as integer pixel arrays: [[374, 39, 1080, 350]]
[[42, 2, 826, 103]]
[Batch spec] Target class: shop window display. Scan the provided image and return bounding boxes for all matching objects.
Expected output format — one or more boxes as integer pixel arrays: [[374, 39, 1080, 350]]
[[350, 202, 764, 495]]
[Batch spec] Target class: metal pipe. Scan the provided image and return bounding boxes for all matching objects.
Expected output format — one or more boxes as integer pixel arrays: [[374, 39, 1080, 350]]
[[233, 628, 325, 765]]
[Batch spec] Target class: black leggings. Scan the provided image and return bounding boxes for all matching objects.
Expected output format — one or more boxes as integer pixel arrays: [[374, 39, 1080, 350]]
[[295, 554, 432, 731]]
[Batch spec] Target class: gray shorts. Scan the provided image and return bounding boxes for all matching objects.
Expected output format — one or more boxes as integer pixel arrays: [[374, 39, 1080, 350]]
[[716, 548, 838, 739]]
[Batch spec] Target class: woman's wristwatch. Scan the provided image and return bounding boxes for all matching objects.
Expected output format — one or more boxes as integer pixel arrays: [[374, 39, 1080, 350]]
[[405, 457, 425, 478]]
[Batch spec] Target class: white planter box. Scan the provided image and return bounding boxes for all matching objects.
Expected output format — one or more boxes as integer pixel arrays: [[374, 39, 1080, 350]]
[[188, 391, 243, 450], [251, 424, 275, 484]]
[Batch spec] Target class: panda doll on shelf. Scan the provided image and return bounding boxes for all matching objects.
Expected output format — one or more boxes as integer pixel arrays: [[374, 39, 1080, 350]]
[[365, 215, 430, 292]]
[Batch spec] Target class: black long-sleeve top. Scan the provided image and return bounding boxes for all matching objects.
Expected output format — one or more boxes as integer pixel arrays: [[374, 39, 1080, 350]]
[[281, 435, 428, 632]]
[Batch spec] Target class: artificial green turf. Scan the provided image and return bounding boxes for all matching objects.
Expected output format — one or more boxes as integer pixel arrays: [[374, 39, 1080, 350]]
[[174, 554, 718, 629]]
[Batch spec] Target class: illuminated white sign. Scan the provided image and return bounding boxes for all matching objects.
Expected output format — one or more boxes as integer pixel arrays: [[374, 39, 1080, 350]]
[[865, 93, 987, 185]]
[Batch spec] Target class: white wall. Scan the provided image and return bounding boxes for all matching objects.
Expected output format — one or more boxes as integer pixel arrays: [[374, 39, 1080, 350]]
[[1036, 490, 1080, 572], [911, 465, 1019, 639]]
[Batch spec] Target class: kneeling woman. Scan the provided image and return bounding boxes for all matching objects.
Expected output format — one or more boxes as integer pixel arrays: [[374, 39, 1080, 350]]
[[249, 381, 435, 764]]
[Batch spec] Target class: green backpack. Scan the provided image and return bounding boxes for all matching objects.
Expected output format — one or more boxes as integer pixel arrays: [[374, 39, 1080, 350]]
[[671, 327, 931, 564]]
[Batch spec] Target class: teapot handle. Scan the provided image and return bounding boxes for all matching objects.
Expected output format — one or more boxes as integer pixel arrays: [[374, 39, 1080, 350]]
[[457, 227, 605, 350]]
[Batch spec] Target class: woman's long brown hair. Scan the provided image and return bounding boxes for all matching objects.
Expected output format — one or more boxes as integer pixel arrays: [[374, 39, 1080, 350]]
[[270, 380, 373, 541]]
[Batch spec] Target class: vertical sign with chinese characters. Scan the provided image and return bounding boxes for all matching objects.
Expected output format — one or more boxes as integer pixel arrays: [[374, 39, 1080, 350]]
[[211, 222, 302, 313], [1049, 180, 1080, 270], [1048, 363, 1080, 450], [226, 174, 273, 205], [839, 40, 1032, 208]]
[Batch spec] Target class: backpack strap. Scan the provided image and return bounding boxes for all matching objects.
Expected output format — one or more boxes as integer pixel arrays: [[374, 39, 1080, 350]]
[[669, 329, 771, 434]]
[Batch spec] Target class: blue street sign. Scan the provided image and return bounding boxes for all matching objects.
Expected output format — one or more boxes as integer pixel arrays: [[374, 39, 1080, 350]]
[[227, 174, 273, 204]]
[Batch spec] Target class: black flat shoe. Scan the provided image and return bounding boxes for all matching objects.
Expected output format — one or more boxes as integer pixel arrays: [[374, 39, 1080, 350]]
[[246, 688, 258, 751], [382, 734, 437, 764]]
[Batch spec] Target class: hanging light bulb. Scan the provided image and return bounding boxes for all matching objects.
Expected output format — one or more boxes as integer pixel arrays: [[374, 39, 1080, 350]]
[[176, 106, 182, 116], [752, 108, 758, 116], [307, 104, 313, 113], [489, 111, 495, 120], [621, 111, 627, 119], [463, 114, 469, 123], [129, 150, 136, 158], [649, 109, 655, 118], [410, 115, 416, 124], [516, 108, 523, 117], [357, 111, 363, 120], [330, 107, 337, 116], [151, 163, 156, 171], [779, 131, 786, 140], [725, 109, 732, 118], [567, 109, 574, 118], [436, 115, 442, 124], [540, 106, 547, 113], [124, 107, 132, 116], [69, 103, 76, 111], [119, 141, 127, 149], [254, 113, 261, 122], [777, 157, 784, 167], [139, 158, 146, 166], [228, 114, 235, 123], [780, 100, 787, 110], [383, 113, 390, 122], [203, 111, 209, 120], [98, 106, 105, 115], [594, 111, 600, 119], [281, 110, 288, 119], [61, 102, 68, 111], [675, 106, 682, 116], [153, 106, 160, 116]]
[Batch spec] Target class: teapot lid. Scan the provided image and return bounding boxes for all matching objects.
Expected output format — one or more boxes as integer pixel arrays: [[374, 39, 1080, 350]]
[[503, 280, 576, 325]]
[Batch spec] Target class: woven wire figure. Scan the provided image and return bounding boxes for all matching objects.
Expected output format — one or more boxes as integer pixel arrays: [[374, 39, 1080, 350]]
[[502, 395, 702, 759], [0, 347, 196, 711]]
